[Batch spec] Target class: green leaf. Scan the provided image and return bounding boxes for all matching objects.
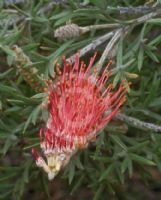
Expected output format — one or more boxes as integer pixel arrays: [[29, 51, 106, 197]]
[[0, 190, 12, 199], [127, 156, 133, 177], [0, 100, 2, 111], [137, 45, 144, 71], [23, 43, 40, 51], [2, 134, 17, 155], [90, 0, 108, 9], [149, 34, 161, 46], [0, 173, 17, 182], [0, 45, 15, 56], [93, 185, 104, 200], [128, 141, 149, 152], [54, 13, 75, 27], [22, 160, 32, 183], [31, 105, 41, 124], [0, 84, 17, 93], [145, 45, 159, 62], [23, 105, 41, 133], [70, 174, 84, 194], [116, 37, 123, 68], [99, 164, 114, 181], [112, 72, 121, 88], [74, 155, 84, 170], [31, 93, 47, 99], [115, 164, 124, 184], [68, 162, 75, 184], [0, 69, 13, 79], [41, 173, 50, 198], [121, 156, 129, 174], [5, 106, 22, 114], [130, 153, 156, 166], [50, 11, 72, 20], [154, 155, 161, 172], [149, 97, 161, 107], [7, 54, 15, 66], [23, 142, 40, 150], [23, 115, 32, 133], [110, 134, 127, 151], [148, 18, 161, 25]]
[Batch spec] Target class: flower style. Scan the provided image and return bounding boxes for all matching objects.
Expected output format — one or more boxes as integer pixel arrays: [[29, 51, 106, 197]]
[[32, 53, 127, 180]]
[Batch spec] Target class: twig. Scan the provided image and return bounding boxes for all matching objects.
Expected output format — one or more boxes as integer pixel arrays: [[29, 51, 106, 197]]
[[80, 23, 121, 34], [54, 23, 121, 42], [97, 8, 161, 67], [107, 5, 159, 14], [132, 8, 161, 25], [67, 8, 161, 63], [4, 0, 25, 6], [67, 31, 114, 63], [116, 113, 161, 133], [38, 0, 69, 14], [97, 28, 123, 67]]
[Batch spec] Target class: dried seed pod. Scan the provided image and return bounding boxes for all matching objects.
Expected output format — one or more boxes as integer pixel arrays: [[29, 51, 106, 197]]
[[54, 23, 120, 42], [54, 23, 81, 42], [11, 45, 45, 92]]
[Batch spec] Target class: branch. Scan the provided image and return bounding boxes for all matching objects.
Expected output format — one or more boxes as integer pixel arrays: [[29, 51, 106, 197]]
[[67, 31, 114, 63], [4, 0, 25, 6], [67, 8, 161, 63], [97, 28, 123, 67], [116, 113, 161, 133], [106, 5, 159, 14], [132, 8, 161, 25], [38, 0, 69, 14], [80, 23, 121, 34]]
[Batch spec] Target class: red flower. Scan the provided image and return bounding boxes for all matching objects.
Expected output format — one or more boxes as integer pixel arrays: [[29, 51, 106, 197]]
[[32, 53, 127, 180]]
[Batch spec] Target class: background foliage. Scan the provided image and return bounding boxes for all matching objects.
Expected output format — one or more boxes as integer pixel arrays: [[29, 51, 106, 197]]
[[1, 0, 161, 199]]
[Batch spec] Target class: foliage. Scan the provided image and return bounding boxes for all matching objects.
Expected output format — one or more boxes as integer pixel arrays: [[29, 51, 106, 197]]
[[1, 0, 161, 199]]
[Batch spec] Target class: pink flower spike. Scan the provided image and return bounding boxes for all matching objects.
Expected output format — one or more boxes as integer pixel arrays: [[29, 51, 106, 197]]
[[32, 53, 127, 180]]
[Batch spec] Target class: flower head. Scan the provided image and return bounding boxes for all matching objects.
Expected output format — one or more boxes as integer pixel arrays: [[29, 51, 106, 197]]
[[32, 53, 127, 180]]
